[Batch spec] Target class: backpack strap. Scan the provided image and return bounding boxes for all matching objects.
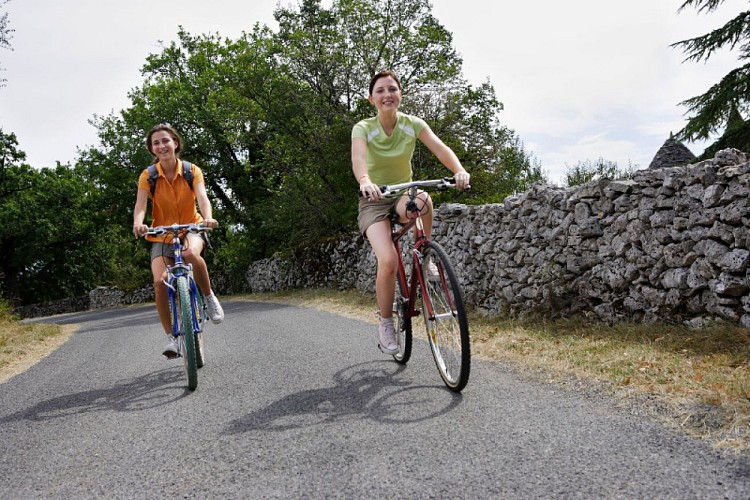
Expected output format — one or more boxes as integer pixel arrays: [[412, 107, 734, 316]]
[[146, 161, 194, 197], [147, 164, 159, 197], [182, 161, 194, 190]]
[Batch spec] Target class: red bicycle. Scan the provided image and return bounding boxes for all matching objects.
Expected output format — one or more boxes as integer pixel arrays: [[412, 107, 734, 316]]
[[380, 178, 470, 392]]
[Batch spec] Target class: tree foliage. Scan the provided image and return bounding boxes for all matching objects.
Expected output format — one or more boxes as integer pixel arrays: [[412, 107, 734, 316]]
[[0, 130, 127, 304], [4, 0, 543, 305], [85, 0, 540, 266], [672, 0, 750, 154]]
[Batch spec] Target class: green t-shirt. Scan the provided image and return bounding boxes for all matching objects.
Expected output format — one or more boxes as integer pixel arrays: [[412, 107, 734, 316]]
[[351, 112, 428, 185]]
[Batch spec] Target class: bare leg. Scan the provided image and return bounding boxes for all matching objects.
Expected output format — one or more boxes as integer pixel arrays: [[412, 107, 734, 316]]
[[151, 257, 173, 334], [420, 192, 434, 239], [396, 190, 434, 240], [365, 219, 399, 319], [182, 233, 213, 296]]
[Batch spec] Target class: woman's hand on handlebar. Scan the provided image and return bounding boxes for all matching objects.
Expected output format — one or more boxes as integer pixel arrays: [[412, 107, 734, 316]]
[[203, 218, 219, 229], [453, 170, 471, 190], [133, 223, 148, 239], [359, 179, 382, 201]]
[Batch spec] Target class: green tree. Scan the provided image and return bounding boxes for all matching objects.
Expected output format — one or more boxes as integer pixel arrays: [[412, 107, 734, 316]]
[[563, 158, 636, 187], [85, 0, 542, 275], [82, 26, 297, 265], [275, 0, 462, 110], [0, 130, 117, 304], [274, 0, 543, 204], [672, 0, 750, 154]]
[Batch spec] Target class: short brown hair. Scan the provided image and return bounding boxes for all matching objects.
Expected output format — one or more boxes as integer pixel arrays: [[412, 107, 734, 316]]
[[369, 70, 402, 96], [146, 123, 183, 157]]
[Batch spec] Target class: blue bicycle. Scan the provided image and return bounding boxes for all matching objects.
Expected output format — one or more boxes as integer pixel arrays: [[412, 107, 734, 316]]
[[144, 223, 210, 391]]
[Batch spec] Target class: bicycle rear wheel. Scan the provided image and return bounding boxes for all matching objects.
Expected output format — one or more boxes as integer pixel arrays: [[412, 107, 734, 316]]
[[393, 273, 412, 364], [420, 241, 470, 392], [176, 276, 198, 390]]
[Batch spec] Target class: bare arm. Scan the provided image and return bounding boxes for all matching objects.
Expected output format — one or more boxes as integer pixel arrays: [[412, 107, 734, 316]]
[[133, 188, 150, 238], [418, 126, 470, 190], [352, 136, 381, 200], [194, 182, 218, 228]]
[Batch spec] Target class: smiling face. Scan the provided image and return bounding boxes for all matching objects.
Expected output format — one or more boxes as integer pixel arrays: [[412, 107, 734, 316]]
[[148, 130, 180, 163], [368, 75, 402, 114]]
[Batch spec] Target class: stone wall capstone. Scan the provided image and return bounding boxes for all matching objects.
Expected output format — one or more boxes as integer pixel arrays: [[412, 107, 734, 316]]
[[244, 148, 750, 328]]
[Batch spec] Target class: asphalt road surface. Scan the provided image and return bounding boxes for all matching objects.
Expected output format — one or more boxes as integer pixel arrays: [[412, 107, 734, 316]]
[[1, 299, 749, 498]]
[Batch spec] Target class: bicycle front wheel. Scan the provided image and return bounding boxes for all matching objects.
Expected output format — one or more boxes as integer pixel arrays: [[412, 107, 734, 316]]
[[393, 273, 412, 364], [176, 276, 198, 390], [192, 288, 206, 368], [421, 242, 470, 392]]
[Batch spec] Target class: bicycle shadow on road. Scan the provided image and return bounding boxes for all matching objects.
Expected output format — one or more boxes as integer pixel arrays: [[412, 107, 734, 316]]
[[0, 368, 188, 422], [225, 360, 463, 434]]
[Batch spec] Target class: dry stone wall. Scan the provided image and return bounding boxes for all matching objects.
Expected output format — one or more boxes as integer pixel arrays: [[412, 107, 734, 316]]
[[14, 296, 90, 319], [24, 148, 750, 328], [246, 148, 750, 328]]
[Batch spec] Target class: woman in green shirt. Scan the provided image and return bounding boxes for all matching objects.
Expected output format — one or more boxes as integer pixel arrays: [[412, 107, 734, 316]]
[[352, 70, 470, 355]]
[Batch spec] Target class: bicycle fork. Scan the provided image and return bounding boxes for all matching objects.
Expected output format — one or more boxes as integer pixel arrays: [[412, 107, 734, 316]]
[[164, 264, 193, 336], [414, 247, 458, 342]]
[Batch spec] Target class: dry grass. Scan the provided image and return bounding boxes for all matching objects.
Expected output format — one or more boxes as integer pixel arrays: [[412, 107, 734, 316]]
[[0, 305, 76, 384], [244, 288, 750, 455]]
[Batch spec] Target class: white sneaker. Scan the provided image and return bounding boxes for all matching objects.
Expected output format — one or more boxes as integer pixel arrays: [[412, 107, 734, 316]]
[[206, 292, 224, 324], [378, 317, 398, 355], [163, 336, 180, 359]]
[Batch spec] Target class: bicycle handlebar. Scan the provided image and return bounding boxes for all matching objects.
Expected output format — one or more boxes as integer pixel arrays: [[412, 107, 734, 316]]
[[379, 177, 459, 196], [144, 223, 212, 237]]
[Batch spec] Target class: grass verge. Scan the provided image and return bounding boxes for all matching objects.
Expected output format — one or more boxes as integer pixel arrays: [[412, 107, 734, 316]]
[[0, 301, 75, 384]]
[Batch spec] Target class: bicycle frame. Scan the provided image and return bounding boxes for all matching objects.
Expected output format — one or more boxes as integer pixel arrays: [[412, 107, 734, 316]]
[[167, 238, 204, 337], [144, 223, 211, 391], [387, 180, 456, 324], [150, 224, 206, 337]]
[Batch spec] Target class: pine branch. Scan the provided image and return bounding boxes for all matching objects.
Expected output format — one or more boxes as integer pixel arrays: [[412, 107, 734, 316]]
[[677, 63, 750, 141], [678, 0, 729, 14], [671, 11, 750, 63]]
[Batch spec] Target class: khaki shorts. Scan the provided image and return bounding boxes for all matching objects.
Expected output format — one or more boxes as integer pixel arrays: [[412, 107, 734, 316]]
[[358, 195, 401, 236], [150, 233, 208, 261]]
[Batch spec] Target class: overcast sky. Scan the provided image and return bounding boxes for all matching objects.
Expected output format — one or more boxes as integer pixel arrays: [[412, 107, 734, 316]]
[[0, 0, 745, 183]]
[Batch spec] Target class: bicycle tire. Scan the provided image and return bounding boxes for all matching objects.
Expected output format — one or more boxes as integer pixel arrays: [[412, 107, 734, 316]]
[[192, 288, 206, 368], [393, 273, 412, 364], [420, 241, 470, 392], [176, 276, 198, 390]]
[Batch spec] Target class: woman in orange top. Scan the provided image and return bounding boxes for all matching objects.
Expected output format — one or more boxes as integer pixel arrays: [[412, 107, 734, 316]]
[[132, 124, 224, 359]]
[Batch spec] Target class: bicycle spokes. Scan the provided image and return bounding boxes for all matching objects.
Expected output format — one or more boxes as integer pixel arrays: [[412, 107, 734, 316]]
[[420, 243, 470, 392]]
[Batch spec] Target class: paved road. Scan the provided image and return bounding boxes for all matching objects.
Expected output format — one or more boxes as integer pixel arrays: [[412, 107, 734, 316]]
[[1, 299, 749, 498]]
